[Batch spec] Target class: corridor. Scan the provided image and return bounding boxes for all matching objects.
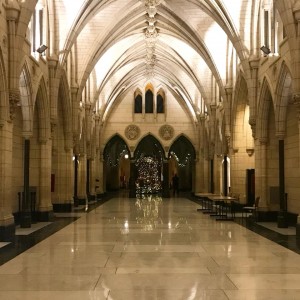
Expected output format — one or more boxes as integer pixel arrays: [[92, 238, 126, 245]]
[[0, 195, 300, 300]]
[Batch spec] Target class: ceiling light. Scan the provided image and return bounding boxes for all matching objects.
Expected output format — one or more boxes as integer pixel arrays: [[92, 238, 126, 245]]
[[260, 46, 271, 55], [36, 45, 48, 54]]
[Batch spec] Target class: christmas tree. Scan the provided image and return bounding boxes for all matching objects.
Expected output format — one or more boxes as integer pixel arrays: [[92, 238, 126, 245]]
[[135, 156, 162, 194]]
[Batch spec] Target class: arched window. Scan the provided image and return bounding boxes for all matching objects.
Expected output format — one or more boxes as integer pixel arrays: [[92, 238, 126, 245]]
[[134, 93, 142, 113], [145, 89, 153, 113], [27, 0, 46, 56], [156, 94, 164, 113], [260, 0, 284, 55]]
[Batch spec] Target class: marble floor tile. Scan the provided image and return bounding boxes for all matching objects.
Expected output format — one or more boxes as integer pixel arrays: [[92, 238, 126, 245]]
[[0, 194, 300, 299], [108, 289, 228, 300]]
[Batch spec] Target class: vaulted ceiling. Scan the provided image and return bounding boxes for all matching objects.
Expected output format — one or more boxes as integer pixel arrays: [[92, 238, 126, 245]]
[[53, 0, 253, 120]]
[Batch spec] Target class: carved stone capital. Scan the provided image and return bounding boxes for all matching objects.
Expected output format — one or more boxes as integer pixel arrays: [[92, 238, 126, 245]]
[[9, 88, 20, 121], [5, 0, 20, 21], [293, 3, 300, 22], [249, 56, 260, 69], [290, 93, 300, 106]]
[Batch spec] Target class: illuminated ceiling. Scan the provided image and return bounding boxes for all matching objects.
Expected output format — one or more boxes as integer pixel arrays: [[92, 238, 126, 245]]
[[53, 0, 252, 121]]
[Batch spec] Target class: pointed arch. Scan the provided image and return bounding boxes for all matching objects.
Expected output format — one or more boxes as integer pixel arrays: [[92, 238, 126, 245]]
[[232, 74, 252, 150], [275, 61, 293, 137], [0, 46, 8, 125], [19, 62, 33, 136], [134, 88, 142, 113], [156, 88, 165, 114], [35, 76, 50, 142], [145, 83, 154, 113], [103, 134, 130, 166], [169, 135, 196, 164], [134, 134, 165, 160], [257, 78, 274, 141], [58, 72, 73, 147]]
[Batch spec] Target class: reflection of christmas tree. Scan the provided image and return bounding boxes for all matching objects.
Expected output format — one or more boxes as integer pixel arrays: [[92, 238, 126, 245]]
[[135, 194, 162, 231], [135, 156, 162, 194]]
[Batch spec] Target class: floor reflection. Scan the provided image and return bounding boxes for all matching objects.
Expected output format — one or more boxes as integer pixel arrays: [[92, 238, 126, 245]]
[[135, 194, 163, 231]]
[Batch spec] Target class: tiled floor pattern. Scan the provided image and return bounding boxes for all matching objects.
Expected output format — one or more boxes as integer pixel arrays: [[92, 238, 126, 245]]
[[0, 195, 300, 299]]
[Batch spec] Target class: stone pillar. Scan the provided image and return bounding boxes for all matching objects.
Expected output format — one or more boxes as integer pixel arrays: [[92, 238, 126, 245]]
[[210, 158, 214, 193], [77, 153, 87, 205], [89, 158, 96, 200], [292, 6, 300, 99], [21, 138, 31, 228], [47, 57, 59, 124], [293, 95, 300, 237], [0, 122, 15, 241], [6, 0, 20, 121], [224, 86, 233, 146], [196, 115, 206, 192], [277, 138, 288, 228], [223, 155, 228, 196], [259, 138, 268, 210], [248, 57, 260, 138], [71, 86, 80, 141], [99, 152, 104, 195], [73, 154, 79, 207], [162, 160, 170, 198], [38, 140, 54, 221], [129, 159, 137, 198]]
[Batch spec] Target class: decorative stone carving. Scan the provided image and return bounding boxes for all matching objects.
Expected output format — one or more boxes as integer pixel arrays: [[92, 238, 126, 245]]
[[125, 125, 140, 140], [159, 124, 174, 140], [9, 88, 20, 120]]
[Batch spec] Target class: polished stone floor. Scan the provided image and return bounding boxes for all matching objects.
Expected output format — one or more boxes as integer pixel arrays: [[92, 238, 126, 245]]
[[1, 195, 300, 299]]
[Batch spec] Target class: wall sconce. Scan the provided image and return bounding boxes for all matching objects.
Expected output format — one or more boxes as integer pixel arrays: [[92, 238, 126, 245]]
[[260, 45, 271, 55], [36, 45, 48, 54]]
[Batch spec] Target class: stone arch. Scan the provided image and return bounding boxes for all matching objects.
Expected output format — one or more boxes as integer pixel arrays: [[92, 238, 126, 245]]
[[275, 61, 293, 137], [34, 76, 50, 142], [58, 74, 72, 148], [169, 135, 196, 192], [257, 78, 274, 141], [232, 75, 253, 151], [0, 47, 8, 125], [169, 135, 196, 163], [19, 63, 33, 136], [103, 134, 130, 191], [103, 134, 130, 165], [134, 134, 165, 160]]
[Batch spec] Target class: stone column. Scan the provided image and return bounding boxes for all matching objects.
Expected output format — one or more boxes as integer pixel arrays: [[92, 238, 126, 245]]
[[99, 152, 104, 195], [223, 155, 228, 196], [277, 137, 288, 228], [71, 86, 80, 142], [259, 138, 268, 210], [21, 138, 31, 228], [248, 57, 260, 138], [77, 153, 87, 205], [224, 86, 233, 146], [38, 140, 53, 221], [292, 6, 300, 100], [292, 94, 300, 237], [129, 159, 137, 198], [196, 115, 206, 192], [6, 0, 20, 121], [162, 160, 170, 198], [0, 122, 15, 241], [47, 57, 59, 125]]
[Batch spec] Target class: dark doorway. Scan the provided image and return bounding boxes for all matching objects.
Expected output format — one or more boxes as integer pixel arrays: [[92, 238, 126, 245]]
[[103, 135, 130, 191], [169, 136, 196, 192]]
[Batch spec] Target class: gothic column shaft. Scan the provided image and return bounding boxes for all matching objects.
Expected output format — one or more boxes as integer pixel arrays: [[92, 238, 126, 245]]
[[260, 140, 268, 209], [21, 138, 31, 228], [248, 58, 260, 137], [38, 141, 53, 220], [0, 123, 15, 240], [77, 154, 87, 204]]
